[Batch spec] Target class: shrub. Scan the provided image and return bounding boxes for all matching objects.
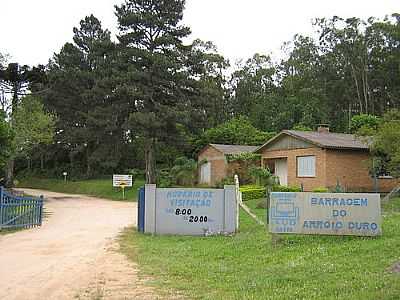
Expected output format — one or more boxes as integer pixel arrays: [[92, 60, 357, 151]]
[[215, 176, 235, 188], [272, 185, 302, 192], [312, 187, 329, 193], [240, 185, 267, 201], [256, 199, 268, 209]]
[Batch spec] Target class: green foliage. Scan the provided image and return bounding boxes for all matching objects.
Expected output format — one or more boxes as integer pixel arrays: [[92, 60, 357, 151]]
[[350, 114, 381, 134], [226, 152, 260, 163], [120, 202, 400, 299], [371, 109, 400, 177], [312, 187, 329, 193], [125, 168, 145, 180], [170, 156, 201, 186], [248, 166, 275, 187], [13, 96, 56, 158], [272, 185, 302, 192], [215, 176, 235, 188], [194, 116, 275, 153], [292, 124, 313, 131], [0, 110, 13, 168], [17, 177, 145, 201], [156, 169, 174, 188], [240, 185, 267, 201]]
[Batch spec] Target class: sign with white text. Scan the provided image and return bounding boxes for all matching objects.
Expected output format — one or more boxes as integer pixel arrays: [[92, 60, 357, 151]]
[[113, 175, 133, 187], [269, 193, 381, 236]]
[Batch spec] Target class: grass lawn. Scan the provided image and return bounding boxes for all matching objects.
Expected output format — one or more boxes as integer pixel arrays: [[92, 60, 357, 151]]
[[17, 177, 145, 201], [119, 197, 400, 300]]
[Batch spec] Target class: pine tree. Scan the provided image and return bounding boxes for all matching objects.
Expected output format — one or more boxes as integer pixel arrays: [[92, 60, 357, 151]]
[[115, 0, 193, 183]]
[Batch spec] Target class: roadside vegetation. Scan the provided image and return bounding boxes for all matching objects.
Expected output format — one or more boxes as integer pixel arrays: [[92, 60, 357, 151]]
[[0, 228, 22, 236], [16, 177, 144, 201], [120, 197, 400, 300]]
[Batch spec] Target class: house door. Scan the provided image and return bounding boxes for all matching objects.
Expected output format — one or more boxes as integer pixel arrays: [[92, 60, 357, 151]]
[[275, 159, 288, 186], [200, 162, 211, 184]]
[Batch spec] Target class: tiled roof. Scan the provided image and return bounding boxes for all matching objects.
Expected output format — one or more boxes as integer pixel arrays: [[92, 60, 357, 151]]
[[210, 144, 259, 155], [256, 130, 370, 152]]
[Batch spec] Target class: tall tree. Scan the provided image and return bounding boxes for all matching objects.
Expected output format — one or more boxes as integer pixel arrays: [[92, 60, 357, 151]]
[[0, 109, 13, 171], [116, 0, 197, 183], [0, 62, 45, 185], [44, 15, 123, 177], [13, 96, 56, 170]]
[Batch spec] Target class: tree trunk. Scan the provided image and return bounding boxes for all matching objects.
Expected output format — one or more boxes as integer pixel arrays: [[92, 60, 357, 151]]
[[5, 158, 14, 187], [144, 138, 156, 184], [350, 64, 363, 114], [40, 153, 45, 170], [86, 146, 91, 178]]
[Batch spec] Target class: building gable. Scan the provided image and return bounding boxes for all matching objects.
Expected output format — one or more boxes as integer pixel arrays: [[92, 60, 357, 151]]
[[259, 134, 316, 152]]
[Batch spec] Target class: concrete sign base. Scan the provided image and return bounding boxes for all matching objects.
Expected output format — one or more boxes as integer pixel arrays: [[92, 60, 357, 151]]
[[139, 185, 238, 236]]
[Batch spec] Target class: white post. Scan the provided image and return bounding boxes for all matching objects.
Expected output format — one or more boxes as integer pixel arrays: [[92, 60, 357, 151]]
[[234, 175, 241, 231], [224, 185, 237, 233], [144, 184, 157, 234]]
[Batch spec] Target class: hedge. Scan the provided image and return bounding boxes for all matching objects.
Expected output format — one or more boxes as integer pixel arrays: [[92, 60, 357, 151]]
[[272, 185, 302, 192], [240, 185, 267, 201], [312, 187, 329, 193], [240, 185, 303, 201]]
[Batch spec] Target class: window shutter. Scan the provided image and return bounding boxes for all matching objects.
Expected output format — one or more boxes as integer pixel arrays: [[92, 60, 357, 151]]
[[297, 156, 316, 177]]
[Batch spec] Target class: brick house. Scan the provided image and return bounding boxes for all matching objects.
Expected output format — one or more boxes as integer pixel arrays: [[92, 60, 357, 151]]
[[255, 127, 398, 192], [198, 144, 259, 185]]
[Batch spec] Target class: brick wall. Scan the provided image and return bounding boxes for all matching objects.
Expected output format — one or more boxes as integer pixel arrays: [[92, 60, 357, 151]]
[[198, 146, 227, 185], [325, 149, 399, 192], [260, 147, 327, 191]]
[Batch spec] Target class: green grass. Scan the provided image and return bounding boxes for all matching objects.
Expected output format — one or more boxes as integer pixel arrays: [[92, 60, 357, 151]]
[[119, 197, 400, 300], [17, 177, 145, 201], [0, 228, 22, 236]]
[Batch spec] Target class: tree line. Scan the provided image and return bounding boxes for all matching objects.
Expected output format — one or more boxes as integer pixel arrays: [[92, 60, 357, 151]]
[[1, 0, 399, 185]]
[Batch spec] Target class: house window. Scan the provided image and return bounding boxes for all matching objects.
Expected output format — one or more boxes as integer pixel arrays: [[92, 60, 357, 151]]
[[297, 156, 316, 177]]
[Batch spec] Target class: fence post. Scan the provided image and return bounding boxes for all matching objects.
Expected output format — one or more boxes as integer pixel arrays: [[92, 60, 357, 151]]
[[39, 195, 44, 226], [0, 186, 3, 228], [266, 187, 271, 225]]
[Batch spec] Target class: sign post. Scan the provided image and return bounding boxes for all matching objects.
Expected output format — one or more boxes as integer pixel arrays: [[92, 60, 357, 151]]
[[113, 175, 133, 200]]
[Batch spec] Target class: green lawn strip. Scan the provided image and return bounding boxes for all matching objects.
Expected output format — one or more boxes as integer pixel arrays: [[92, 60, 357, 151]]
[[17, 177, 145, 201], [0, 228, 23, 235], [119, 199, 400, 300]]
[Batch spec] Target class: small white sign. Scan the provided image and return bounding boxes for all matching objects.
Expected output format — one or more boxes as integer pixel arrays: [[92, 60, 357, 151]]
[[113, 174, 133, 187], [269, 192, 382, 236]]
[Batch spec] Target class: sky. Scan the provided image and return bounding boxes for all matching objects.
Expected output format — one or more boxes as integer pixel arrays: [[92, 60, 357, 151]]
[[1, 0, 399, 66]]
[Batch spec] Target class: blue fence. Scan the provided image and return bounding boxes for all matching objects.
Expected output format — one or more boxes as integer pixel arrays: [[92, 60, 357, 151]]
[[0, 186, 44, 230]]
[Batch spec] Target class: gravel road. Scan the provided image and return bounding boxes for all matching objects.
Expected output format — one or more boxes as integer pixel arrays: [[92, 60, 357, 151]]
[[0, 189, 159, 300]]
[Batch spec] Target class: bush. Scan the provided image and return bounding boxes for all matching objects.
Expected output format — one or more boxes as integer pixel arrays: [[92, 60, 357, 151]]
[[256, 199, 268, 209], [312, 187, 329, 193], [272, 185, 302, 192], [125, 168, 145, 180], [215, 176, 235, 188], [240, 185, 267, 201], [157, 169, 173, 188]]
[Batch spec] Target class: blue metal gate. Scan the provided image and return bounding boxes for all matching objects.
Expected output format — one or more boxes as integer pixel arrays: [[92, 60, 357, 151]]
[[0, 186, 44, 230]]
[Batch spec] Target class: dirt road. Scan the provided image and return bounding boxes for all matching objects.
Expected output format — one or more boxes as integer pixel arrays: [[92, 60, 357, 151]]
[[0, 189, 159, 300]]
